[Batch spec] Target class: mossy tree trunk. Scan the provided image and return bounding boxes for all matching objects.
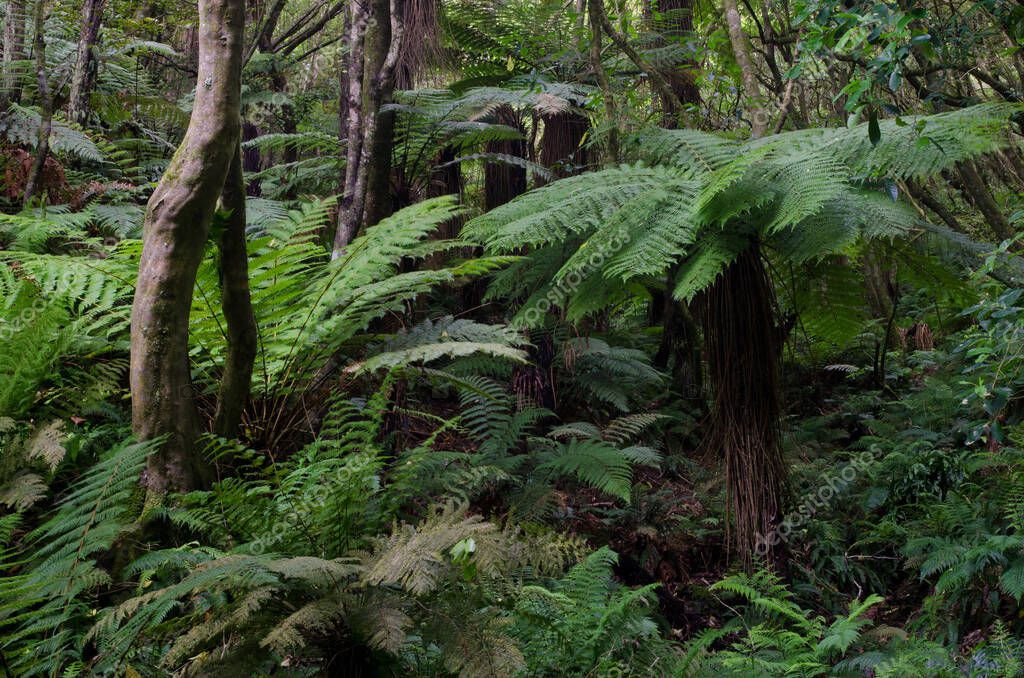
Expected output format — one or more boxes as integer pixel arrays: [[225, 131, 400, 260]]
[[212, 144, 258, 438], [0, 0, 26, 108], [22, 0, 51, 207], [130, 0, 250, 494], [66, 0, 104, 125], [721, 0, 768, 137], [333, 0, 406, 257]]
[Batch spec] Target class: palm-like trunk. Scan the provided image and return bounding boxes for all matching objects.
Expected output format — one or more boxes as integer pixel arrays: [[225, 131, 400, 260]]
[[700, 245, 787, 563], [484, 104, 527, 210]]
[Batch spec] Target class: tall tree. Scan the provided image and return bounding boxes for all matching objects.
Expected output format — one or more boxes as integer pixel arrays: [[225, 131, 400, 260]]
[[0, 0, 26, 108], [129, 0, 252, 494], [21, 0, 51, 207], [721, 0, 768, 136], [333, 0, 406, 256], [66, 0, 104, 125]]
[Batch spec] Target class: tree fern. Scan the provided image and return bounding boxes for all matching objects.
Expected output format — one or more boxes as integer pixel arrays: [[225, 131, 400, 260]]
[[0, 436, 156, 677], [464, 104, 1022, 334]]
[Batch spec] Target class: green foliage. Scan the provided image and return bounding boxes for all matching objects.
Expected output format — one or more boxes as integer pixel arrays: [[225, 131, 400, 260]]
[[465, 104, 1021, 336], [0, 436, 157, 677], [513, 547, 682, 676], [684, 569, 883, 676], [2, 0, 1023, 674]]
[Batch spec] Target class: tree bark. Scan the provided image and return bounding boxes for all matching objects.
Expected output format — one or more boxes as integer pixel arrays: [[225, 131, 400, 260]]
[[650, 0, 701, 127], [721, 0, 768, 137], [332, 0, 405, 257], [130, 0, 246, 494], [957, 159, 1014, 242], [22, 0, 51, 207], [699, 245, 786, 565], [212, 144, 258, 438], [1, 0, 26, 108], [66, 0, 104, 125], [333, 0, 369, 254], [588, 0, 618, 164], [484, 104, 527, 211], [538, 111, 589, 181]]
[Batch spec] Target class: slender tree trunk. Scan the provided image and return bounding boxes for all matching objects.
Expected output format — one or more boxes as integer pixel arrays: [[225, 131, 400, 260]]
[[242, 120, 262, 195], [130, 0, 246, 495], [1, 0, 26, 108], [721, 0, 767, 137], [212, 143, 258, 438], [957, 159, 1014, 242], [333, 0, 405, 257], [22, 0, 51, 207], [334, 0, 369, 253], [66, 0, 104, 125], [588, 0, 618, 164]]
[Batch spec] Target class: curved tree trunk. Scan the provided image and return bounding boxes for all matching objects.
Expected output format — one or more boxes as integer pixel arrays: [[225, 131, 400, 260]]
[[130, 0, 246, 494], [212, 143, 258, 438]]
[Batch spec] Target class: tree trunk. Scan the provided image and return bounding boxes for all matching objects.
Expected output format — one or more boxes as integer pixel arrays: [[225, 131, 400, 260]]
[[699, 245, 786, 564], [538, 111, 589, 180], [588, 0, 618, 164], [66, 0, 104, 125], [1, 0, 26, 108], [957, 159, 1014, 242], [212, 143, 258, 438], [484, 104, 527, 210], [651, 0, 701, 127], [721, 0, 767, 137], [130, 0, 246, 495], [333, 0, 369, 253], [22, 0, 51, 207], [242, 120, 262, 195], [333, 0, 405, 257]]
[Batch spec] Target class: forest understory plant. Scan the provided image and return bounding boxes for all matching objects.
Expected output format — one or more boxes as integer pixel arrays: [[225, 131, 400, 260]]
[[2, 0, 1024, 674]]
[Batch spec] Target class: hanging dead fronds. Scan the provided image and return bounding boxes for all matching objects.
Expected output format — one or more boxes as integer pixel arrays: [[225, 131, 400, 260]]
[[698, 243, 787, 566]]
